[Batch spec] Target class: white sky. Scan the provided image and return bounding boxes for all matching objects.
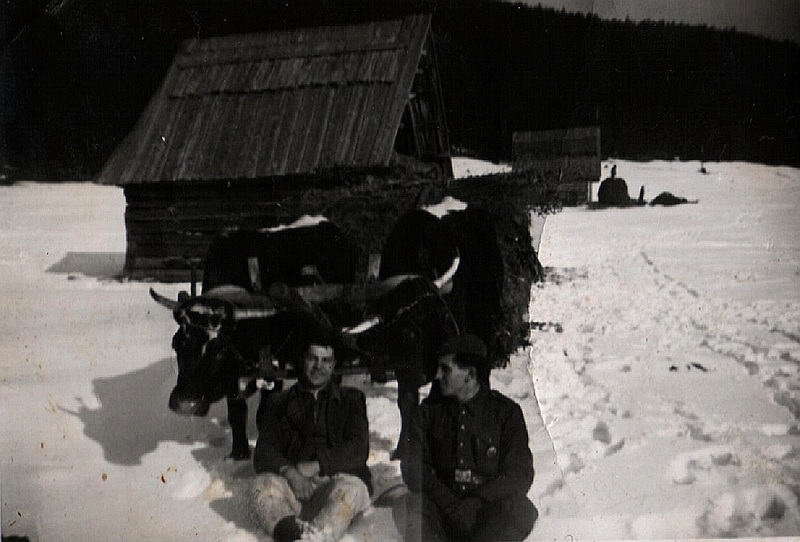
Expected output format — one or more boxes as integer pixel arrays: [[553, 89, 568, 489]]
[[519, 0, 800, 43]]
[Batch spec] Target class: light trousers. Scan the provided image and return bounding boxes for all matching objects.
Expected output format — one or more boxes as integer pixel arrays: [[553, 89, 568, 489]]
[[249, 472, 370, 541]]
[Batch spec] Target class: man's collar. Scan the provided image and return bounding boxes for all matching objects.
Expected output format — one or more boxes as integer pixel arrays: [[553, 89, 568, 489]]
[[462, 384, 489, 412], [294, 379, 341, 400], [446, 384, 488, 413]]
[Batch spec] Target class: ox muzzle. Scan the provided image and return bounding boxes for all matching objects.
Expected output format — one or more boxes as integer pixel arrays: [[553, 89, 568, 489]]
[[169, 386, 211, 417]]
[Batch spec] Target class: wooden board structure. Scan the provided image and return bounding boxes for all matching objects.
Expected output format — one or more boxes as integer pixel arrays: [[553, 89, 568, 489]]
[[512, 126, 601, 205]]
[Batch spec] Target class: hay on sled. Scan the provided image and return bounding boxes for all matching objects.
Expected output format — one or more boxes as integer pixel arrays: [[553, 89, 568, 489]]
[[283, 166, 561, 364]]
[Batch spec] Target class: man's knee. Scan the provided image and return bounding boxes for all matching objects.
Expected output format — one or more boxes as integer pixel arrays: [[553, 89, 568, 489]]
[[306, 474, 371, 540], [329, 473, 371, 514], [401, 492, 448, 542], [511, 496, 538, 537], [248, 473, 301, 534], [251, 472, 293, 499], [474, 495, 537, 541]]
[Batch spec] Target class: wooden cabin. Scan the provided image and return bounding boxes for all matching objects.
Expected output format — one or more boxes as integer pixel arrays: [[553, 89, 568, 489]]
[[96, 14, 451, 281], [511, 126, 601, 205]]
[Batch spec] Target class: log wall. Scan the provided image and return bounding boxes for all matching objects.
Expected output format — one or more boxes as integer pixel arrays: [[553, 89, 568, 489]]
[[512, 126, 601, 205]]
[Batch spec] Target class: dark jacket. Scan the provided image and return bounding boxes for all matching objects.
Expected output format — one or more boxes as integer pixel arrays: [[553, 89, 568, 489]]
[[402, 386, 533, 511], [253, 381, 372, 492]]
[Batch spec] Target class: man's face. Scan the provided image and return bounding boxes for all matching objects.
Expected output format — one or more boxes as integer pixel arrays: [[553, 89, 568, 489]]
[[435, 354, 472, 398], [303, 344, 336, 389]]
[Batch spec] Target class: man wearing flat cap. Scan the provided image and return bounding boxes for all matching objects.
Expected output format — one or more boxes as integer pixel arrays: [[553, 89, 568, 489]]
[[400, 334, 537, 541]]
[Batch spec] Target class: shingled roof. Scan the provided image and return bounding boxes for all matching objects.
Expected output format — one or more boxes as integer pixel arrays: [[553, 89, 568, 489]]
[[98, 14, 432, 185]]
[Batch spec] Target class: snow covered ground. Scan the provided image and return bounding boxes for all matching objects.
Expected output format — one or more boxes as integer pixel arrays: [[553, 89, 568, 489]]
[[1, 159, 799, 541], [531, 160, 800, 539]]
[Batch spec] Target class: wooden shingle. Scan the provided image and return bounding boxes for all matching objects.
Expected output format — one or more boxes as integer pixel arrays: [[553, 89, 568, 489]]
[[98, 15, 432, 186]]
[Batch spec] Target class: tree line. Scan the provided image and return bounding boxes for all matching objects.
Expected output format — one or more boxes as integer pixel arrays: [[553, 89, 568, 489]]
[[1, 0, 798, 180]]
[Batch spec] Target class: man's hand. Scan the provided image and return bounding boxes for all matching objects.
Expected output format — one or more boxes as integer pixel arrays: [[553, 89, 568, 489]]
[[444, 497, 483, 536], [310, 474, 330, 491], [283, 466, 317, 501], [296, 461, 321, 478]]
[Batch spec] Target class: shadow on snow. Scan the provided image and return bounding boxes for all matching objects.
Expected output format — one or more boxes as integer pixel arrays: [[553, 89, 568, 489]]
[[61, 356, 235, 466], [62, 356, 408, 537], [47, 251, 125, 280]]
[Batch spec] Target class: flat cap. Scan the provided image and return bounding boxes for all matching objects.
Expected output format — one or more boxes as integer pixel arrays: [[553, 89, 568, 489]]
[[438, 334, 487, 359]]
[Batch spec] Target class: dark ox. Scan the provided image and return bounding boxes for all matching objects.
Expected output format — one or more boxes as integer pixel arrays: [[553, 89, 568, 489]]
[[378, 204, 506, 362], [167, 218, 359, 459], [361, 202, 505, 458]]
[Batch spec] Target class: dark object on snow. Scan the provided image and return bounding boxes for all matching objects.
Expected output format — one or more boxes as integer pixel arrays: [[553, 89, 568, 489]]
[[649, 192, 698, 206], [597, 176, 631, 206], [638, 185, 645, 204]]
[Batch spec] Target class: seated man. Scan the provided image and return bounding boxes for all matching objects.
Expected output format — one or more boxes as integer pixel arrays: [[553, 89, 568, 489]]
[[401, 334, 537, 541], [249, 329, 372, 542]]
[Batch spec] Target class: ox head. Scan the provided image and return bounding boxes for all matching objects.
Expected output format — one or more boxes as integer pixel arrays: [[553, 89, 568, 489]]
[[150, 288, 279, 417], [343, 276, 459, 382], [169, 295, 236, 416]]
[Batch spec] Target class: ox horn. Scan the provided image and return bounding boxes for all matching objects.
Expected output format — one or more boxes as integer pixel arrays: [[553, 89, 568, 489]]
[[433, 252, 460, 290], [342, 316, 382, 335], [232, 306, 282, 320], [149, 288, 179, 310], [202, 285, 283, 320]]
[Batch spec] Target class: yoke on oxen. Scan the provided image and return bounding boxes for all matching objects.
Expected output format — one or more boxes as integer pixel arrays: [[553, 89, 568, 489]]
[[150, 271, 460, 459], [151, 274, 457, 379]]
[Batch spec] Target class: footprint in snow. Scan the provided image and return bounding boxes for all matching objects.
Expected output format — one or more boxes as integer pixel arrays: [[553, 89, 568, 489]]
[[604, 439, 625, 456], [564, 453, 585, 475], [697, 484, 800, 537], [669, 362, 709, 372], [592, 421, 612, 444], [667, 445, 740, 485]]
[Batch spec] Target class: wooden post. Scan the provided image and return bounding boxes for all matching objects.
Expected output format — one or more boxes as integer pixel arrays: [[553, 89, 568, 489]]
[[190, 261, 197, 297]]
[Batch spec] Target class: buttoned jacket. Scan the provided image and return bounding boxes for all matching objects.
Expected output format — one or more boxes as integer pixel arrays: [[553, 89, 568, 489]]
[[402, 386, 533, 511], [253, 381, 372, 491]]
